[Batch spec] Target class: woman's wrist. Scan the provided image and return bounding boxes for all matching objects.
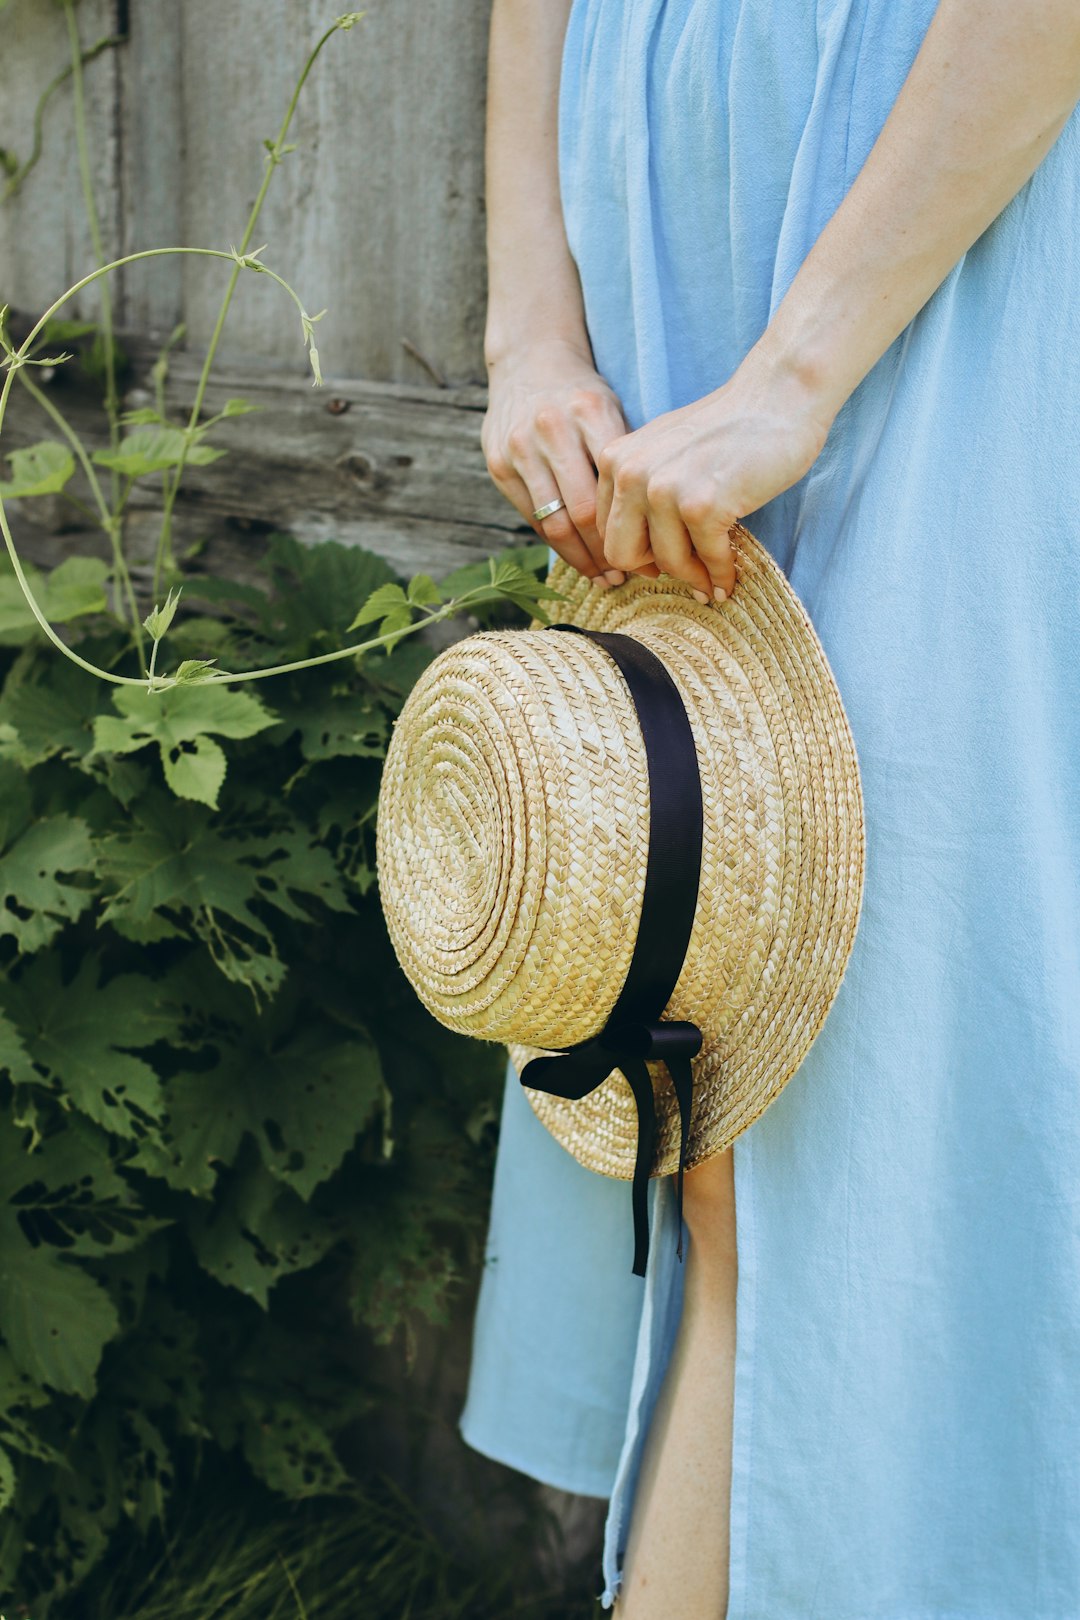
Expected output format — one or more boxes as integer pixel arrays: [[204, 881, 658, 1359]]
[[731, 313, 846, 451], [483, 322, 593, 374]]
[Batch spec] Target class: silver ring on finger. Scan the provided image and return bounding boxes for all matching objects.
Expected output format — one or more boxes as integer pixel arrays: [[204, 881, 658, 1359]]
[[532, 497, 566, 521]]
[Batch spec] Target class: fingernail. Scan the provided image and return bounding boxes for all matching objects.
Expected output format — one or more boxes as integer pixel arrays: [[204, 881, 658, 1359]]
[[713, 586, 728, 603], [593, 573, 612, 588], [603, 569, 626, 586], [691, 588, 710, 604]]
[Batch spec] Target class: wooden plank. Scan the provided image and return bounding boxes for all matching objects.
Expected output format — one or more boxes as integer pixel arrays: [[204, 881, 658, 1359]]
[[0, 0, 123, 328], [172, 0, 491, 385], [3, 0, 494, 384], [116, 0, 184, 334], [1, 334, 533, 587]]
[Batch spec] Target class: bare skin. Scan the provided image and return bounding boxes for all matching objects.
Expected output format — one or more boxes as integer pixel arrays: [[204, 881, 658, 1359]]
[[483, 0, 1080, 1613], [616, 1151, 739, 1620]]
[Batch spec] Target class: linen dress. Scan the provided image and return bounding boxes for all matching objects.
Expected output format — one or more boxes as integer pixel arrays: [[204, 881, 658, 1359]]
[[460, 0, 1080, 1612]]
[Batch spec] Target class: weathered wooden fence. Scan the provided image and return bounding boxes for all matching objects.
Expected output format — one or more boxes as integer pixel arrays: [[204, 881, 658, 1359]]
[[0, 0, 534, 578]]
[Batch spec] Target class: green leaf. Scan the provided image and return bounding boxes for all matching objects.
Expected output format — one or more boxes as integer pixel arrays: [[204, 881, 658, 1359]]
[[142, 584, 182, 641], [161, 732, 226, 804], [117, 405, 165, 427], [236, 1390, 350, 1497], [405, 573, 441, 607], [243, 534, 401, 657], [163, 1023, 385, 1200], [92, 427, 224, 478], [0, 952, 175, 1134], [220, 397, 260, 418], [90, 683, 277, 808], [0, 1443, 13, 1513], [0, 1243, 118, 1398], [40, 556, 111, 620], [0, 440, 75, 499], [40, 317, 98, 344], [0, 655, 106, 766], [267, 683, 388, 762], [0, 956, 169, 1138], [187, 1158, 341, 1306], [0, 1346, 51, 1423], [0, 1009, 35, 1089], [0, 556, 110, 644], [170, 659, 219, 685], [346, 581, 409, 630], [97, 796, 351, 1000], [0, 1118, 163, 1256], [0, 805, 95, 954], [0, 1117, 121, 1395], [436, 541, 550, 599]]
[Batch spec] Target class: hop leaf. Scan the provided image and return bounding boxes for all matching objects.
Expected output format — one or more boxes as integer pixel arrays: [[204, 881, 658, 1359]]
[[94, 428, 224, 478], [406, 573, 442, 607], [143, 586, 182, 642], [220, 397, 261, 418], [0, 440, 75, 499], [90, 682, 277, 808], [347, 582, 409, 631], [169, 659, 220, 686]]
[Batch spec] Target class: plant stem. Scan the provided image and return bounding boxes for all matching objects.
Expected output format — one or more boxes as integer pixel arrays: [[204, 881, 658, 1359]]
[[0, 246, 304, 682], [0, 30, 126, 204], [1, 247, 538, 695], [62, 0, 120, 480], [150, 17, 355, 599], [17, 366, 146, 670]]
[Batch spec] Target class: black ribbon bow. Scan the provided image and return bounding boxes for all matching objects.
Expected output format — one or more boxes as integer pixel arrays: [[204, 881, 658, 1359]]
[[519, 623, 705, 1278]]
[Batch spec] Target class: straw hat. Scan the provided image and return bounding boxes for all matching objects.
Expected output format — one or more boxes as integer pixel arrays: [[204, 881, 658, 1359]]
[[376, 522, 865, 1273]]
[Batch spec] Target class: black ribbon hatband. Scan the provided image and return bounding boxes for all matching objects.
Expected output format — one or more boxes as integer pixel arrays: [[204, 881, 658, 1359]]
[[519, 624, 704, 1278]]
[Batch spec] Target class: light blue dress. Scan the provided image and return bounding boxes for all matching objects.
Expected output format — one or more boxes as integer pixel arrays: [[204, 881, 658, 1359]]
[[460, 0, 1080, 1612]]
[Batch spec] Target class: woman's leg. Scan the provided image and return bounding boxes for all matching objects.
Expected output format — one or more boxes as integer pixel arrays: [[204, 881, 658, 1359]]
[[615, 1148, 739, 1620]]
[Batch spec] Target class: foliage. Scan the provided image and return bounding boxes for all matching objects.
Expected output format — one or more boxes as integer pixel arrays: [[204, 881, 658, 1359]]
[[62, 1466, 602, 1620], [0, 8, 575, 1614], [0, 531, 556, 1614]]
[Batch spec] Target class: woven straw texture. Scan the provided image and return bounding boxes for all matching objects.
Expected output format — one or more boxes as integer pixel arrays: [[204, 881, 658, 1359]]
[[376, 522, 865, 1181]]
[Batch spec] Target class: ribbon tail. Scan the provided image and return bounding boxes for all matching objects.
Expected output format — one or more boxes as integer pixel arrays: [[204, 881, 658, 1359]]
[[622, 1056, 658, 1278], [666, 1053, 695, 1264]]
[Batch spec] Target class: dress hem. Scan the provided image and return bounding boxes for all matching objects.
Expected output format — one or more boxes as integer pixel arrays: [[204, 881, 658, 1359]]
[[457, 1416, 614, 1503]]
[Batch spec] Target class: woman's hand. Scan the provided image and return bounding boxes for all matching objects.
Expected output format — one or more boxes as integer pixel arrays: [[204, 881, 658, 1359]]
[[596, 348, 836, 603], [482, 335, 646, 587]]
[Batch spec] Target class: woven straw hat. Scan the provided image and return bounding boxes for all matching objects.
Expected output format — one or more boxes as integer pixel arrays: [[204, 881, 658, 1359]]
[[376, 522, 865, 1270]]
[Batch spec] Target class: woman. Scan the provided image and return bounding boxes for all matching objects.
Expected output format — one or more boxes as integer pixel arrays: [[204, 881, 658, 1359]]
[[461, 1, 1080, 1614]]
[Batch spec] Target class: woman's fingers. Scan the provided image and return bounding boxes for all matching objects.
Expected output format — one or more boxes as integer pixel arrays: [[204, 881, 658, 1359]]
[[481, 379, 635, 585], [531, 409, 619, 578], [682, 499, 738, 599], [495, 462, 604, 579], [595, 451, 654, 574], [598, 435, 739, 599], [644, 490, 716, 599]]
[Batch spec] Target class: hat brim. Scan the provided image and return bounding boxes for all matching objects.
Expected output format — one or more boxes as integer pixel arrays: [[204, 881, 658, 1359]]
[[508, 522, 866, 1180]]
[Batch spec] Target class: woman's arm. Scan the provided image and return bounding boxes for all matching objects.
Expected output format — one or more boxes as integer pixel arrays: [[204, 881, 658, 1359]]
[[762, 0, 1080, 414], [597, 0, 1080, 600], [481, 0, 635, 584], [482, 0, 583, 366]]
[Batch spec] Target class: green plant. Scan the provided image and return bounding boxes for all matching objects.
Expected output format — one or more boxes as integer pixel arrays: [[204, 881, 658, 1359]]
[[0, 528, 564, 1613], [0, 7, 567, 1613], [62, 1465, 602, 1620]]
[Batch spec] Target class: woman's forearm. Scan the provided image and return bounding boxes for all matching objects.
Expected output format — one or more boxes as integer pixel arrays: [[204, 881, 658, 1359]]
[[483, 0, 586, 369], [754, 0, 1080, 415]]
